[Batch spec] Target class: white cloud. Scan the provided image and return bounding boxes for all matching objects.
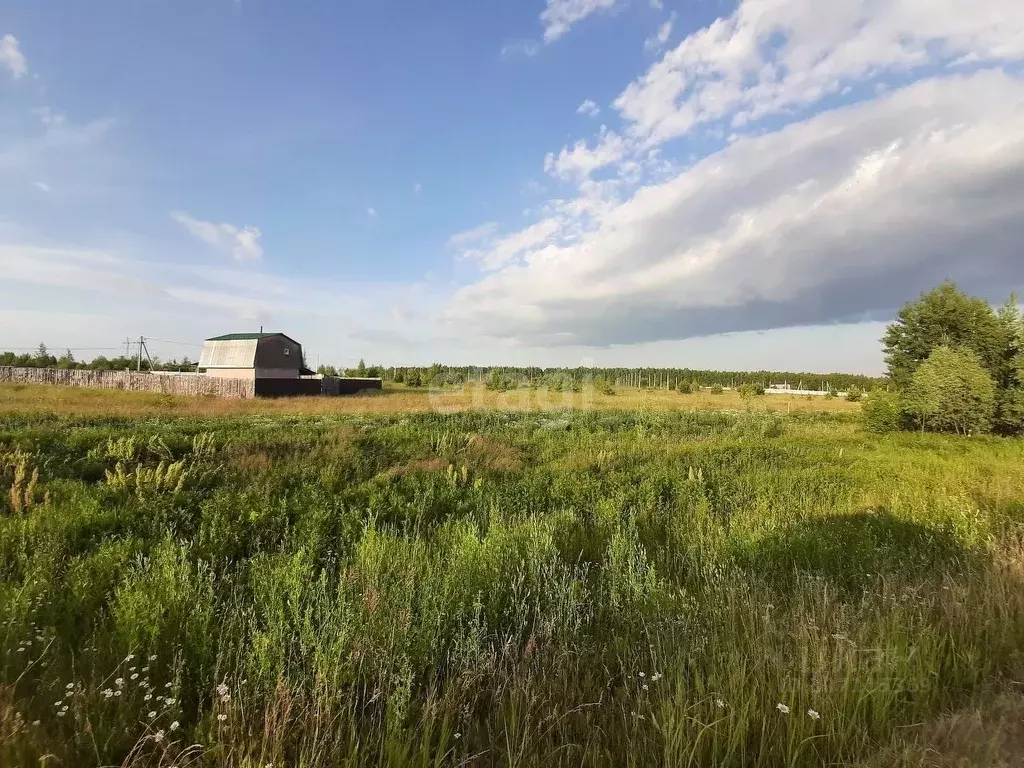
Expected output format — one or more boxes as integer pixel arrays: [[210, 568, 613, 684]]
[[544, 127, 627, 181], [615, 0, 1024, 149], [541, 0, 619, 43], [577, 99, 601, 117], [32, 181, 50, 193], [1, 34, 27, 79], [367, 207, 378, 217], [457, 218, 563, 272], [171, 211, 263, 261], [447, 221, 498, 248], [446, 70, 1024, 346], [644, 13, 676, 53], [32, 107, 66, 128], [500, 40, 540, 60]]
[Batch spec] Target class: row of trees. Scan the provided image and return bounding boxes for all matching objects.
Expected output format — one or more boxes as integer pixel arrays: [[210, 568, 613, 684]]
[[0, 345, 196, 373], [868, 282, 1024, 435], [319, 361, 883, 392]]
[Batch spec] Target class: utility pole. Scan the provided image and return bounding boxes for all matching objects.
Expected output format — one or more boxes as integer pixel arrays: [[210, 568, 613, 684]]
[[137, 336, 144, 371], [124, 337, 132, 359]]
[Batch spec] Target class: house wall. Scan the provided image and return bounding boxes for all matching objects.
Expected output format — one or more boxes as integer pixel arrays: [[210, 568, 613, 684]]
[[254, 336, 303, 372], [256, 368, 299, 379], [205, 368, 256, 380], [198, 339, 259, 369], [205, 367, 299, 380]]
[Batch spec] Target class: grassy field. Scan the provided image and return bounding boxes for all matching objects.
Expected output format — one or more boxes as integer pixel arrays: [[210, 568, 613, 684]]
[[1, 383, 1023, 766], [0, 381, 860, 418]]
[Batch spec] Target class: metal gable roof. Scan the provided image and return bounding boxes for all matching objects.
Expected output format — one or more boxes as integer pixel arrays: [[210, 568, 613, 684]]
[[205, 332, 297, 343]]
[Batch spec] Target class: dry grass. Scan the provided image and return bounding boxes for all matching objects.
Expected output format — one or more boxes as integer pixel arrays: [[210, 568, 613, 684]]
[[0, 382, 860, 418], [865, 691, 1024, 768]]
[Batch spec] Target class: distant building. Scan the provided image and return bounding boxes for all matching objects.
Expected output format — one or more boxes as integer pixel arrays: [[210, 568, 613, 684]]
[[198, 333, 314, 380]]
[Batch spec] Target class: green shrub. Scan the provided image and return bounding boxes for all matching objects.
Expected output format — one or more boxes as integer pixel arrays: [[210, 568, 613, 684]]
[[904, 345, 996, 434], [737, 383, 765, 399], [862, 390, 903, 433], [845, 386, 863, 402], [709, 384, 723, 395], [676, 381, 692, 394]]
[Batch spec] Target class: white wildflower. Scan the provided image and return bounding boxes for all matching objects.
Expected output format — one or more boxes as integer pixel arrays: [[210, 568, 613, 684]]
[[217, 713, 227, 722], [807, 708, 821, 721], [114, 691, 122, 697], [165, 698, 176, 706], [155, 729, 165, 742], [65, 683, 74, 690], [144, 693, 152, 701], [642, 684, 649, 691], [126, 654, 135, 661], [715, 698, 725, 708], [638, 672, 645, 678], [149, 655, 157, 661], [170, 720, 179, 731], [102, 689, 114, 698], [57, 710, 66, 717], [148, 711, 157, 719], [651, 672, 662, 682], [115, 678, 124, 687], [776, 703, 791, 714], [131, 673, 139, 681]]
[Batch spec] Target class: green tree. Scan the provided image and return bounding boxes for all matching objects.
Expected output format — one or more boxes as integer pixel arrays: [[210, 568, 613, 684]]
[[996, 388, 1024, 435], [883, 282, 1011, 387], [904, 346, 996, 435]]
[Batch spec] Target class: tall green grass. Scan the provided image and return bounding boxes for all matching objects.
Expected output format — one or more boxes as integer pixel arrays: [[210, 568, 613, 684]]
[[1, 410, 1023, 766]]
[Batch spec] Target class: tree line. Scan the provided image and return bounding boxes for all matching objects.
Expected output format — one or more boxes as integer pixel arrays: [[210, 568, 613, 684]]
[[0, 345, 196, 373], [318, 359, 882, 392]]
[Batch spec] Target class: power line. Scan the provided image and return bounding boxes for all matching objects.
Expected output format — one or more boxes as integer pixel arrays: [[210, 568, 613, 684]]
[[144, 337, 203, 348]]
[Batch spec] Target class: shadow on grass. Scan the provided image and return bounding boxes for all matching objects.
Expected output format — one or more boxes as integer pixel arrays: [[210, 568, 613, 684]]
[[733, 510, 980, 593]]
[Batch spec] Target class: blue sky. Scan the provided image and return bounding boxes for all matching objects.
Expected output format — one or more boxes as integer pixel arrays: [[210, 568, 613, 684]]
[[2, 0, 1023, 372]]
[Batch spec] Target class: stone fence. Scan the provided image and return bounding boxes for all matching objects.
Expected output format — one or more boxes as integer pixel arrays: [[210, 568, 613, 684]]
[[0, 367, 255, 399]]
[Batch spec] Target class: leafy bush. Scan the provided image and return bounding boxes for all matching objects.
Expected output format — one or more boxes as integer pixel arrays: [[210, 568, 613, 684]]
[[709, 384, 723, 395], [904, 345, 996, 434], [845, 386, 863, 402], [862, 390, 903, 433], [676, 381, 692, 394], [737, 383, 765, 398]]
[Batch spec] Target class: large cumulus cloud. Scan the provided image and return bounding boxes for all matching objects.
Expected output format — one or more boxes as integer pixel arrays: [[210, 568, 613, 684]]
[[446, 70, 1024, 346]]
